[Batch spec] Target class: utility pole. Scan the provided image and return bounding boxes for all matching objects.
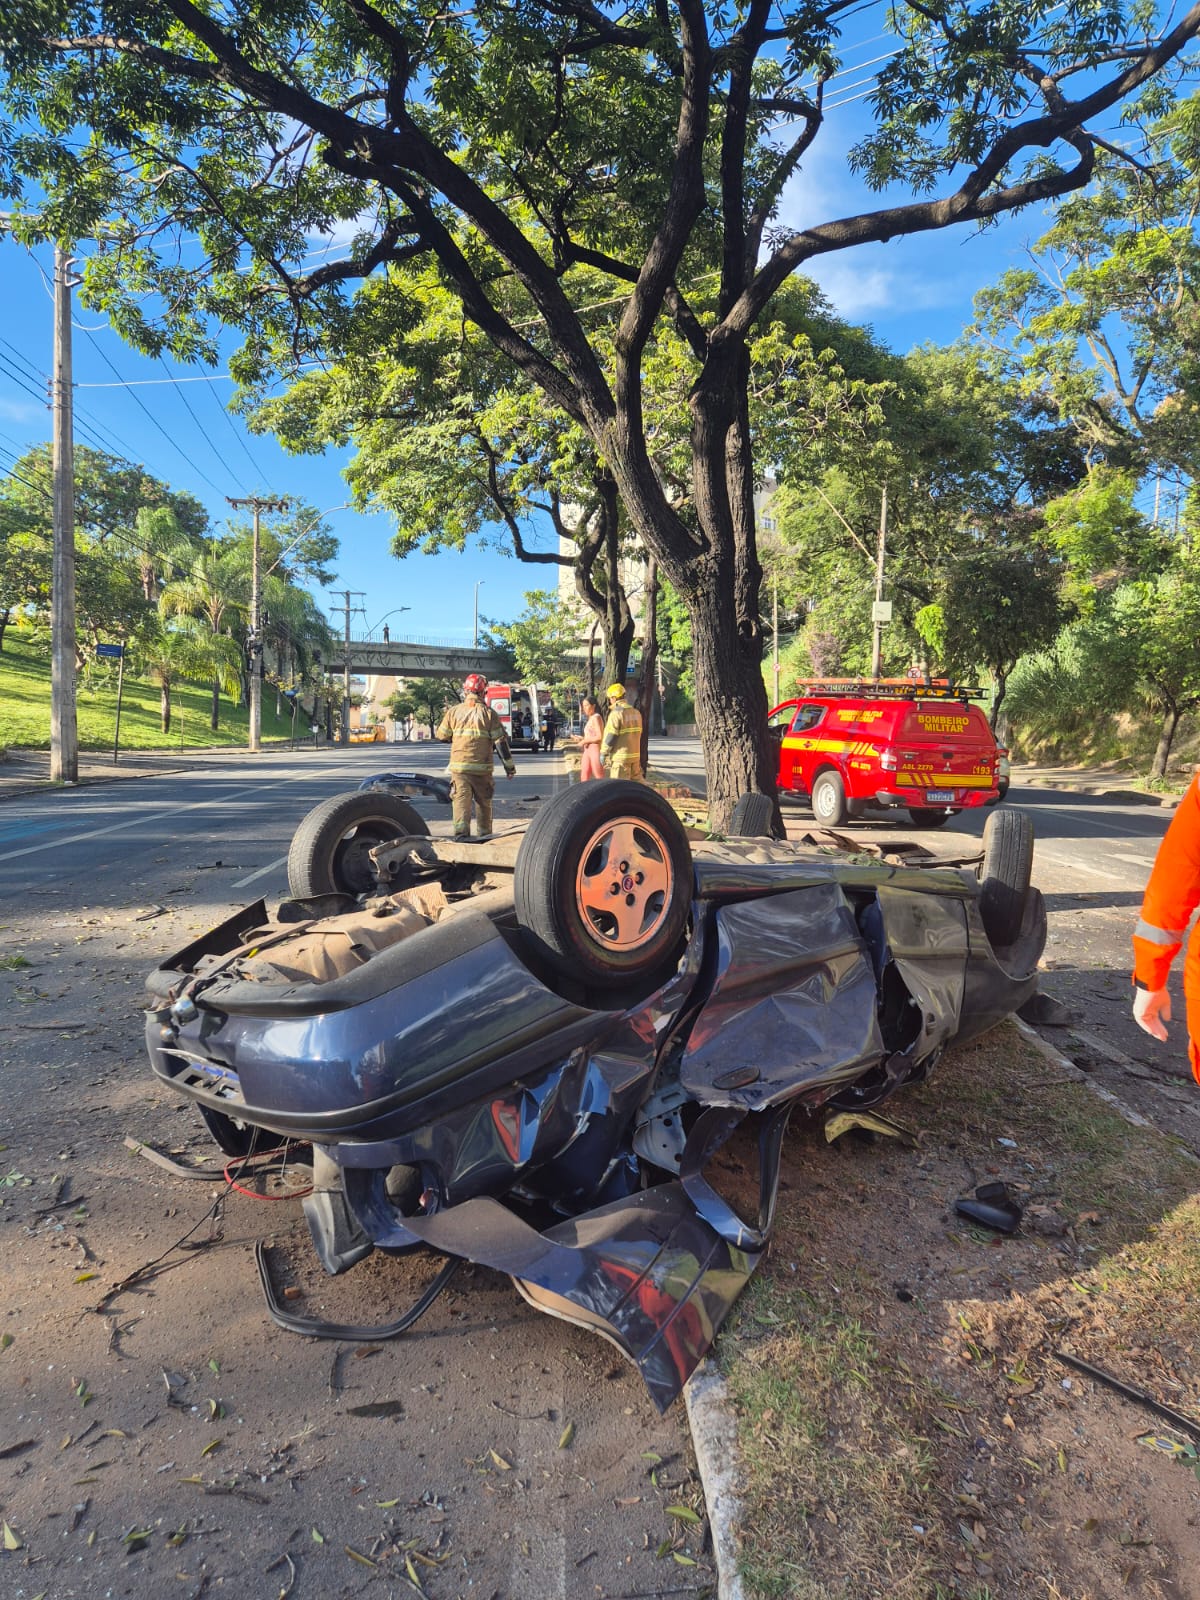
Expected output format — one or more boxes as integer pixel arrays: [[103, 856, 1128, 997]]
[[334, 589, 365, 744], [51, 244, 77, 784], [227, 495, 290, 752], [772, 572, 780, 707], [870, 485, 889, 681]]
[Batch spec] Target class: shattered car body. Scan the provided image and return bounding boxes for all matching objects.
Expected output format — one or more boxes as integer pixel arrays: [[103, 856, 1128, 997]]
[[144, 783, 1045, 1410]]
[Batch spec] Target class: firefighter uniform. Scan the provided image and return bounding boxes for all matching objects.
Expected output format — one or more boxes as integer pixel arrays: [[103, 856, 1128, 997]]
[[1132, 771, 1200, 1085], [601, 685, 644, 782], [436, 688, 515, 839]]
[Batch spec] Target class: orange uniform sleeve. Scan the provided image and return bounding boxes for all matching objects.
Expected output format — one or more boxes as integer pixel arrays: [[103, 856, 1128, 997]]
[[1133, 774, 1200, 991]]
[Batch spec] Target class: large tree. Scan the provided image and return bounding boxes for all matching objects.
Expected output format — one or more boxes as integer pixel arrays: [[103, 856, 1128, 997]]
[[972, 94, 1200, 481], [3, 3, 1197, 822], [772, 343, 1083, 675], [253, 271, 643, 688]]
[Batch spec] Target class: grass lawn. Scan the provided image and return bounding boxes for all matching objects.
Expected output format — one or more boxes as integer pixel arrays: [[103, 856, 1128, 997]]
[[0, 632, 301, 751], [719, 1024, 1200, 1600]]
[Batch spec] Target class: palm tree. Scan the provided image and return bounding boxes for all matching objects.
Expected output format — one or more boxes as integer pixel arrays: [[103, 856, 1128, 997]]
[[130, 506, 186, 602], [135, 621, 205, 735], [158, 542, 249, 730], [262, 576, 334, 708]]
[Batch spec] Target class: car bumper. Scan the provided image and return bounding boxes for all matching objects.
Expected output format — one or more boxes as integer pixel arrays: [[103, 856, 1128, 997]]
[[874, 788, 998, 809]]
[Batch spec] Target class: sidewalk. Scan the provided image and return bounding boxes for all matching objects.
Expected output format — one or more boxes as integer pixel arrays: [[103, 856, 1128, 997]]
[[1011, 761, 1180, 806]]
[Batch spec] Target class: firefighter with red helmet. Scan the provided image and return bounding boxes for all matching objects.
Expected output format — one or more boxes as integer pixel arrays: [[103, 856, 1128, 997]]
[[1132, 769, 1200, 1085], [436, 673, 515, 840]]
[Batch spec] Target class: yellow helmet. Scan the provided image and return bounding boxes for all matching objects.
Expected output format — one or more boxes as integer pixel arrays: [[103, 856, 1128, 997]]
[[607, 683, 626, 700]]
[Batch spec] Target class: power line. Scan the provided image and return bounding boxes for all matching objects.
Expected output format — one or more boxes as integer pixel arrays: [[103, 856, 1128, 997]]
[[161, 355, 245, 493], [0, 334, 46, 387], [0, 330, 151, 462], [206, 375, 271, 484], [0, 350, 48, 410], [81, 329, 224, 494]]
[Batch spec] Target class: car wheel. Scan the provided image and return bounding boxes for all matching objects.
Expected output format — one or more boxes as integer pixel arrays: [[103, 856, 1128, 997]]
[[287, 791, 430, 899], [906, 809, 952, 829], [979, 808, 1034, 947], [811, 769, 848, 827], [729, 791, 778, 839], [514, 780, 692, 988]]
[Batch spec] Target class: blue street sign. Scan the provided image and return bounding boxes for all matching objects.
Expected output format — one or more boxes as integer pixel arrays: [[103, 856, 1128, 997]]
[[96, 643, 124, 658]]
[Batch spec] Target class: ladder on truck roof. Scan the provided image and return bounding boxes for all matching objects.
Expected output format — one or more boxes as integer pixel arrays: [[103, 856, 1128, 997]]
[[795, 678, 983, 702]]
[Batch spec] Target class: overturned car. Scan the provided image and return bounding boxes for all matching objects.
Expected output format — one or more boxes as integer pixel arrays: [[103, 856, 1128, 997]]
[[144, 781, 1045, 1410]]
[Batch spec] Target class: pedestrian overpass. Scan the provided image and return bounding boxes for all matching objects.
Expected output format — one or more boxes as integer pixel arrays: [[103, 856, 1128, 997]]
[[324, 638, 509, 679]]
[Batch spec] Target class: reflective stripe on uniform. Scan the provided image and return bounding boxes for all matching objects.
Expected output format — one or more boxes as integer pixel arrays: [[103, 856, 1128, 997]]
[[602, 703, 642, 760], [1134, 917, 1187, 945], [436, 695, 506, 772]]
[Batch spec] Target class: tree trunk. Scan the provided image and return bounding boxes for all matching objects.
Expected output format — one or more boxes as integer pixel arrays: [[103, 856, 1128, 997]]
[[210, 678, 220, 731], [573, 474, 635, 691], [161, 679, 172, 735], [0, 608, 9, 651], [990, 670, 1008, 733], [687, 584, 775, 824], [1151, 702, 1181, 780], [636, 557, 659, 771]]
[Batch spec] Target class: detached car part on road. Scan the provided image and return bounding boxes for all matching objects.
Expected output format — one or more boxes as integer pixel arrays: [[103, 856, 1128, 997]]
[[144, 783, 1045, 1410]]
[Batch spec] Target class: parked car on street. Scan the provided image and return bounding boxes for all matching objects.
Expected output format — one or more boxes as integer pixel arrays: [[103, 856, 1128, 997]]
[[144, 781, 1042, 1410], [349, 723, 387, 743], [768, 678, 1002, 827]]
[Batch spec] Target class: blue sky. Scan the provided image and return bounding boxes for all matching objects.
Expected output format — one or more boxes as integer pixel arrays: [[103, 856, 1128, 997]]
[[0, 24, 1091, 642]]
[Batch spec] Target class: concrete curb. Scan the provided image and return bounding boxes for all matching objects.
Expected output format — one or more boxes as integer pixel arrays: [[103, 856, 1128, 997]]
[[1013, 1017, 1200, 1152], [1018, 779, 1177, 808], [684, 1361, 745, 1600]]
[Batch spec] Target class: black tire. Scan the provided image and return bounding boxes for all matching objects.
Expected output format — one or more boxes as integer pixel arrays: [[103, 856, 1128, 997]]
[[729, 791, 777, 839], [513, 780, 692, 988], [907, 809, 952, 829], [979, 808, 1034, 947], [811, 769, 848, 827], [287, 791, 430, 899]]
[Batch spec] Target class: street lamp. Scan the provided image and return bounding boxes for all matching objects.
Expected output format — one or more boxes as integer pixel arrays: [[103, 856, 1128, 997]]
[[473, 581, 485, 648], [367, 606, 411, 639], [263, 501, 352, 578]]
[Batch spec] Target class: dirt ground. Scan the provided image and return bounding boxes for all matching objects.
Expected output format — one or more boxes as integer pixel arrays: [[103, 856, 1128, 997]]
[[721, 1025, 1200, 1600], [0, 892, 711, 1600]]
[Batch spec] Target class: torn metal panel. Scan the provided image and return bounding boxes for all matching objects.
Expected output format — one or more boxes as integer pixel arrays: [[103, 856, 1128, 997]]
[[681, 882, 885, 1109]]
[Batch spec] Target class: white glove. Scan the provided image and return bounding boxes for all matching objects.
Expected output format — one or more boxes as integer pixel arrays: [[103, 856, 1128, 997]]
[[1133, 985, 1171, 1041]]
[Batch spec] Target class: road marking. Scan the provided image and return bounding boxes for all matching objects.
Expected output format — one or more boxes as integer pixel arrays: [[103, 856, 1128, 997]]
[[232, 855, 288, 888], [1035, 847, 1128, 883], [0, 775, 309, 865], [1018, 800, 1167, 842]]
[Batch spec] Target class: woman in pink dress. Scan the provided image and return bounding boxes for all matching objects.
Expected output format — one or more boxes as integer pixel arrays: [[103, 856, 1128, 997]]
[[579, 696, 605, 781]]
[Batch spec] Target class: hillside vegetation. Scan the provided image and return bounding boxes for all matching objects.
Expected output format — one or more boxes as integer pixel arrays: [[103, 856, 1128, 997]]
[[0, 634, 299, 752]]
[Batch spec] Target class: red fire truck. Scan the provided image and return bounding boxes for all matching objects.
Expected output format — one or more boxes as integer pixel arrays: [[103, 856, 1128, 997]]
[[768, 679, 1002, 827]]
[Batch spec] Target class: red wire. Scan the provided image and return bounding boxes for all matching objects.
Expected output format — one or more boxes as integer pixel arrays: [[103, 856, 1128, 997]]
[[223, 1148, 313, 1202]]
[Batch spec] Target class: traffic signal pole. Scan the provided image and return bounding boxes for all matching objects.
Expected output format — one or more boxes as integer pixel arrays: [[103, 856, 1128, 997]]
[[227, 495, 290, 752]]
